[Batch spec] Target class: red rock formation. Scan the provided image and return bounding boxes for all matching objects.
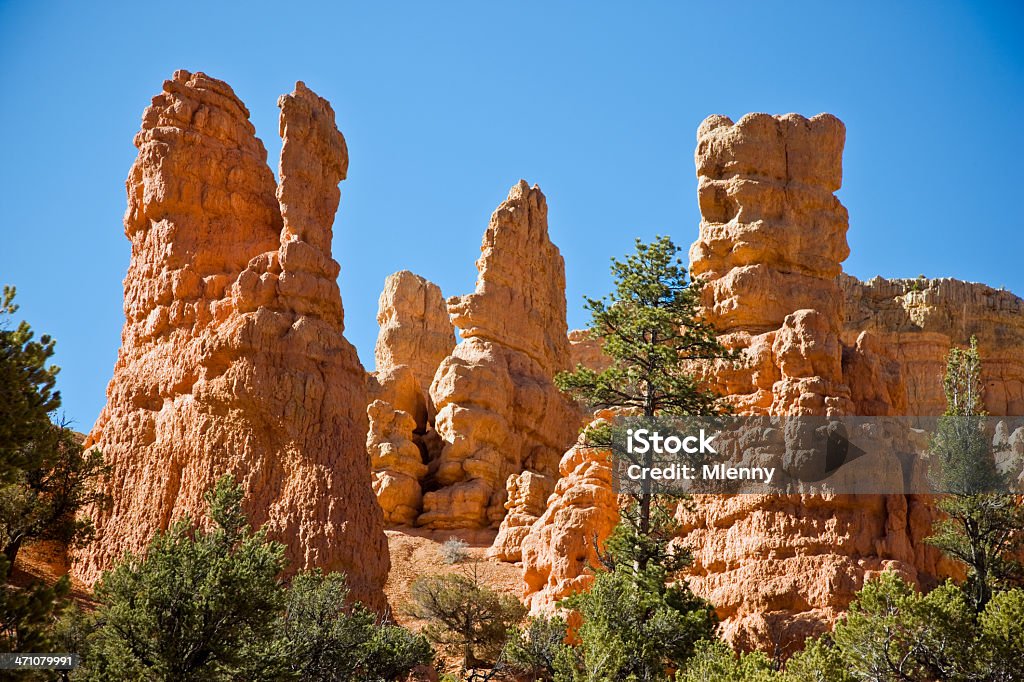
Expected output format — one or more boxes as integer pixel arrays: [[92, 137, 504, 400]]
[[679, 113, 923, 651], [567, 329, 612, 373], [841, 275, 1024, 417], [73, 72, 389, 610], [375, 271, 456, 402], [689, 112, 852, 417], [519, 113, 1018, 654], [422, 181, 580, 530], [840, 275, 1024, 593], [521, 419, 619, 615], [486, 471, 555, 562], [369, 271, 455, 525]]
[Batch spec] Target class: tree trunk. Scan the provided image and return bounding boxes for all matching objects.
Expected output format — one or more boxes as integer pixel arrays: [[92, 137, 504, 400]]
[[638, 358, 656, 554], [3, 534, 24, 572]]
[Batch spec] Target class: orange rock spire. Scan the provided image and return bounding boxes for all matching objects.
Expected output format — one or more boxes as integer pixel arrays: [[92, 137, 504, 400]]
[[73, 71, 389, 610]]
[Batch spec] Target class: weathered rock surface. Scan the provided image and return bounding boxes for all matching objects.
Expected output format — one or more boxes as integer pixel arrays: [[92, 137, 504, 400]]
[[486, 471, 555, 562], [841, 275, 1024, 417], [520, 113, 1024, 655], [679, 113, 921, 652], [567, 329, 612, 373], [73, 72, 389, 610], [521, 420, 619, 615], [375, 271, 456, 402], [421, 181, 580, 531], [689, 112, 852, 417], [368, 271, 455, 526]]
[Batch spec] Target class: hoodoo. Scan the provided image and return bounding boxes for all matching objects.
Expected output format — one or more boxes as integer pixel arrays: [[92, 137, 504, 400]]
[[72, 72, 389, 611], [518, 112, 1024, 653], [419, 181, 581, 535]]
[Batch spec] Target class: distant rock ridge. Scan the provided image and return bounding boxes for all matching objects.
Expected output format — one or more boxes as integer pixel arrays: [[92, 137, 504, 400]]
[[840, 274, 1024, 417], [73, 71, 389, 611]]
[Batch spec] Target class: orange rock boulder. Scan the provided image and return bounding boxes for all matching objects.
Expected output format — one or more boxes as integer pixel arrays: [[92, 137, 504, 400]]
[[486, 471, 555, 562]]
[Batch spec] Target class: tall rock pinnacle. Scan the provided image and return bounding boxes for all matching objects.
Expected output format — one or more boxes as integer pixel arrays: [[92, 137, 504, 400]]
[[73, 71, 389, 611]]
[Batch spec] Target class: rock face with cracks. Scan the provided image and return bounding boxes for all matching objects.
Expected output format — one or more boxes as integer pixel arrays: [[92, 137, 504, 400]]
[[520, 419, 619, 615], [841, 275, 1024, 417], [369, 271, 455, 526], [420, 181, 581, 532], [486, 471, 555, 562], [681, 113, 922, 652], [73, 71, 389, 611], [688, 112, 853, 417]]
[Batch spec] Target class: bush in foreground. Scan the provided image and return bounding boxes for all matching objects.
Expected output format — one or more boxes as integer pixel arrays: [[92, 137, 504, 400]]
[[72, 476, 430, 681]]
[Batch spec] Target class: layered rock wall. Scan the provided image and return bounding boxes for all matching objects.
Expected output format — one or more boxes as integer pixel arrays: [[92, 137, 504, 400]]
[[680, 113, 923, 651], [841, 275, 1024, 417], [485, 471, 555, 562], [688, 112, 852, 417], [74, 72, 389, 610]]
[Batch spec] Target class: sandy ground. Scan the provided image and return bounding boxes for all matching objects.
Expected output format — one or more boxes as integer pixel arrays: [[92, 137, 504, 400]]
[[384, 527, 525, 627]]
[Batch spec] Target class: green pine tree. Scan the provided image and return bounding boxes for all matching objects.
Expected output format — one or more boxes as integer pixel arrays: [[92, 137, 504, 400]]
[[0, 286, 60, 483], [0, 286, 109, 569], [554, 236, 733, 537], [926, 337, 1024, 612], [77, 476, 432, 681], [0, 555, 71, 655], [78, 476, 287, 680], [557, 505, 717, 682]]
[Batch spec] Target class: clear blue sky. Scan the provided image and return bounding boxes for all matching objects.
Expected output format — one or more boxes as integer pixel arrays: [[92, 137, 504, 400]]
[[1, 1, 1022, 430]]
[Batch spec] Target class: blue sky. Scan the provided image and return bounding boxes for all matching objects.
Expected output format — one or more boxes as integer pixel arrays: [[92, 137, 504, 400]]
[[1, 1, 1022, 430]]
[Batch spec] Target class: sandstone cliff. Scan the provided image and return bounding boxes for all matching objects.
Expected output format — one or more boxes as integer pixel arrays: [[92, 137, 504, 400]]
[[688, 112, 853, 417], [74, 72, 389, 610], [841, 275, 1024, 417]]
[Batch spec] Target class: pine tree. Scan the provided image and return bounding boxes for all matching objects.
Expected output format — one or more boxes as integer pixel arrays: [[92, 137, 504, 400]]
[[557, 505, 716, 681], [80, 476, 287, 680], [926, 337, 1024, 612], [554, 236, 732, 537], [0, 286, 109, 569], [0, 286, 61, 482]]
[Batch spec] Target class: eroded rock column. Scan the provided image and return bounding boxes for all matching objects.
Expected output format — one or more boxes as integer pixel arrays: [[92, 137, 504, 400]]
[[682, 113, 917, 652], [368, 271, 455, 525], [422, 181, 580, 531], [74, 72, 389, 610]]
